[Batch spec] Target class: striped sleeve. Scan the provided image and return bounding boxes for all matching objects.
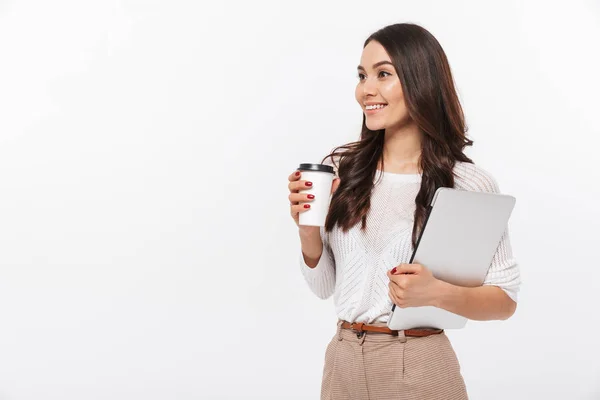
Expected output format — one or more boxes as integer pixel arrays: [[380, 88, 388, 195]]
[[299, 225, 336, 299], [454, 162, 521, 302]]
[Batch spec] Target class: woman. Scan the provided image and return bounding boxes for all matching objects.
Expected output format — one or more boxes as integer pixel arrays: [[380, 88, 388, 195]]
[[287, 23, 520, 399]]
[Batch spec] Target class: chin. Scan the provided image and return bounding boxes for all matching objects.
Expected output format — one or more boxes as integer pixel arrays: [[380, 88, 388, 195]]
[[365, 118, 386, 131]]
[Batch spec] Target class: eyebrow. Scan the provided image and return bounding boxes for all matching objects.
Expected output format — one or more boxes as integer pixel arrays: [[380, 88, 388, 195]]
[[357, 61, 394, 71]]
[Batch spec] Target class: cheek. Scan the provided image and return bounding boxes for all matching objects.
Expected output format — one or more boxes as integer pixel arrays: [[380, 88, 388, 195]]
[[381, 80, 404, 106]]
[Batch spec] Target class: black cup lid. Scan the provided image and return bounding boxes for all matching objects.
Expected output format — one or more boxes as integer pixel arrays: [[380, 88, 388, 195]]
[[298, 163, 334, 174]]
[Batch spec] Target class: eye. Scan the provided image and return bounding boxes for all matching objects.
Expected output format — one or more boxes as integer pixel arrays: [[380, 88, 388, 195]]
[[357, 71, 391, 81]]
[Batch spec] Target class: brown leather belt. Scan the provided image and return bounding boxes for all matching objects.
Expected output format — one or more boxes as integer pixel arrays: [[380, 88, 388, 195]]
[[340, 321, 443, 337]]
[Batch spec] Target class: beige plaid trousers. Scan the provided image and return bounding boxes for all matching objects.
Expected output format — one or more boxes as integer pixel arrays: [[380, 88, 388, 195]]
[[320, 320, 468, 400]]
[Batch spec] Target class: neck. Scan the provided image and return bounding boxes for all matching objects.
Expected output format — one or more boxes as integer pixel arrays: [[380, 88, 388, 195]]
[[379, 122, 423, 173]]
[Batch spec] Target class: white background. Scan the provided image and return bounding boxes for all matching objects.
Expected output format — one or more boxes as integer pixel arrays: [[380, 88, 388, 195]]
[[1, 0, 599, 399]]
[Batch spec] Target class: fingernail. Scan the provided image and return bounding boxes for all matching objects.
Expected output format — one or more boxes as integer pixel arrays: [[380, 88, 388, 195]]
[[307, 194, 314, 199], [306, 182, 312, 186], [391, 267, 397, 274], [304, 204, 310, 208], [295, 171, 300, 176]]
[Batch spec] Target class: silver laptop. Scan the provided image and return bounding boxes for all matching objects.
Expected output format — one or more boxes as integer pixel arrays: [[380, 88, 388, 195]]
[[387, 187, 516, 330]]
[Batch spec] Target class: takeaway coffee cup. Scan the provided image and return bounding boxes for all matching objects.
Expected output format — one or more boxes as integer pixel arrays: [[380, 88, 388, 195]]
[[297, 163, 335, 227]]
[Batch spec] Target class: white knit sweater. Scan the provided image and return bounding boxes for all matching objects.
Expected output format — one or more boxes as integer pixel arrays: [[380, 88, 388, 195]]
[[299, 161, 521, 324]]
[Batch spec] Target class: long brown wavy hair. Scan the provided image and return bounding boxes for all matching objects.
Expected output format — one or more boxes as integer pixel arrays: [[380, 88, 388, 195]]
[[322, 23, 474, 249]]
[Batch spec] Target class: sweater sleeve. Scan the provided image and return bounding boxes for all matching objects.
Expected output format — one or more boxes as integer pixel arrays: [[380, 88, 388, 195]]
[[299, 225, 336, 299], [482, 226, 520, 302], [454, 163, 521, 302]]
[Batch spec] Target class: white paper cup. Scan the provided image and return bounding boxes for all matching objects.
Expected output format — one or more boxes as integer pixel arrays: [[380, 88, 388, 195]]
[[297, 163, 335, 227]]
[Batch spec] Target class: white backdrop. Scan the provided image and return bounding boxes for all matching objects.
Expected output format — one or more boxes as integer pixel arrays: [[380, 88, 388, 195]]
[[1, 1, 599, 399]]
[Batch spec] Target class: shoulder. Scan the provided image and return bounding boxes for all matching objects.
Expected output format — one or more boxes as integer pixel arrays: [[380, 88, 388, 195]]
[[452, 160, 501, 193]]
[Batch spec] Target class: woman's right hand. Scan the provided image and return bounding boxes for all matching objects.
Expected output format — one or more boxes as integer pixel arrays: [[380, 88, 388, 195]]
[[288, 170, 341, 233]]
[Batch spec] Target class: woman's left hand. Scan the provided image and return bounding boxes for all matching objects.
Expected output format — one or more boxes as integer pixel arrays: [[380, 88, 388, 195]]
[[387, 263, 441, 308]]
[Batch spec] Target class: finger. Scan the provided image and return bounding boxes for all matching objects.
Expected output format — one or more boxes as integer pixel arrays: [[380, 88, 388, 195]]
[[388, 285, 404, 308], [387, 269, 398, 284], [288, 192, 316, 205], [388, 283, 398, 304], [389, 277, 407, 290], [387, 269, 395, 283], [288, 179, 313, 193], [387, 272, 409, 289], [394, 263, 421, 274], [290, 203, 312, 215], [388, 290, 397, 306], [288, 170, 302, 182], [387, 268, 403, 281]]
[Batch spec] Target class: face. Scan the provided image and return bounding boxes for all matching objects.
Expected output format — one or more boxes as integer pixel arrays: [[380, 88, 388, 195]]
[[355, 41, 411, 131]]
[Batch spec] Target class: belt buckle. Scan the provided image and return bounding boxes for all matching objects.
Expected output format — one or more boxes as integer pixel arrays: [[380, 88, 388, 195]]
[[350, 322, 365, 338]]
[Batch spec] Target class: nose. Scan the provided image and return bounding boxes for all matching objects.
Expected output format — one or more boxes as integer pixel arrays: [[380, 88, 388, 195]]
[[362, 75, 378, 97]]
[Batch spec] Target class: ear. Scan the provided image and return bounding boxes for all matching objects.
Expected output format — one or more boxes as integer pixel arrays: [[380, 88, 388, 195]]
[[331, 177, 341, 194]]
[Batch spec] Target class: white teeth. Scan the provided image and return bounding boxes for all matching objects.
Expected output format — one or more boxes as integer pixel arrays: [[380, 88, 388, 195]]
[[366, 104, 387, 110]]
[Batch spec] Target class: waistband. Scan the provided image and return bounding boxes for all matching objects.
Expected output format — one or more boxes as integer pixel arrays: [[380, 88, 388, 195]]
[[339, 320, 444, 338]]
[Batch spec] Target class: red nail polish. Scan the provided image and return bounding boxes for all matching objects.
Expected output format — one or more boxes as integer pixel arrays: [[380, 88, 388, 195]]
[[306, 182, 312, 186], [304, 204, 310, 208], [295, 171, 300, 176], [391, 267, 397, 274], [307, 194, 314, 199]]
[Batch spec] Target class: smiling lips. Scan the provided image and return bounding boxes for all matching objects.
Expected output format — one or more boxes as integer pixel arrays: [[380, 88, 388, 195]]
[[365, 103, 388, 114]]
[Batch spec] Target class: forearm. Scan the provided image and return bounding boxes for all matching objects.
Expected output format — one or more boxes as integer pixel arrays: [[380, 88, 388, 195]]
[[432, 280, 517, 321], [299, 230, 324, 268]]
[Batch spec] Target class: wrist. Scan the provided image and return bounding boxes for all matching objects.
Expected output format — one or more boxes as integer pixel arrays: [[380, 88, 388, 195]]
[[431, 279, 455, 309], [298, 225, 320, 238]]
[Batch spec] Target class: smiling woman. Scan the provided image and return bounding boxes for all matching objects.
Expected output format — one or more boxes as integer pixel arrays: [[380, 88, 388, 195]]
[[291, 22, 521, 400], [357, 59, 397, 119]]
